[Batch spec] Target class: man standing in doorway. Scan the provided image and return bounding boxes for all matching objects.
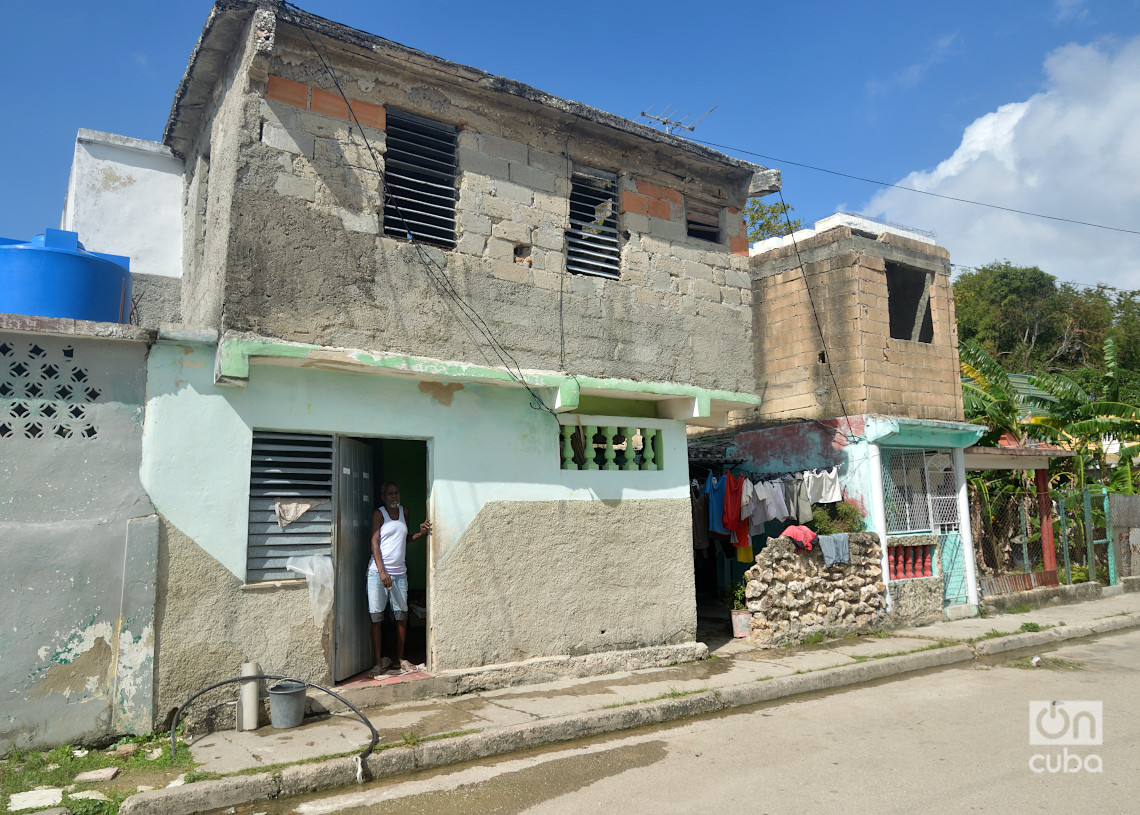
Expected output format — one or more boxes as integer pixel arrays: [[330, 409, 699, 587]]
[[368, 481, 430, 676]]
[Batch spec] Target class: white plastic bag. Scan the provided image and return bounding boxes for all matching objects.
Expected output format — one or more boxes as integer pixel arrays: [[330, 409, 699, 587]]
[[285, 555, 334, 627]]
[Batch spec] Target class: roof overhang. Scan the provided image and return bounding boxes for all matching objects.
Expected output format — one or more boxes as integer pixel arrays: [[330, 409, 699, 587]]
[[963, 444, 1077, 471], [198, 331, 759, 427], [164, 0, 778, 200], [865, 415, 987, 450]]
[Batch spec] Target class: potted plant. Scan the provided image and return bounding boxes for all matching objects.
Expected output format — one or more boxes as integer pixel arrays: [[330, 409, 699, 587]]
[[726, 580, 751, 638]]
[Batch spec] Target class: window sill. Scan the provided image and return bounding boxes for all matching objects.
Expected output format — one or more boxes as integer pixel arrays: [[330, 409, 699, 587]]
[[241, 578, 307, 591]]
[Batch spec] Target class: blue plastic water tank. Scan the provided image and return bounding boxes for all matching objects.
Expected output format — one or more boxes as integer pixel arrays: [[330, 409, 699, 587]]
[[0, 228, 132, 323]]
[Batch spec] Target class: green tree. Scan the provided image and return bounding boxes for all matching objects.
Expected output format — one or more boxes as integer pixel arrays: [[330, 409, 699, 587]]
[[1028, 339, 1140, 489], [953, 261, 1063, 372], [745, 199, 803, 241]]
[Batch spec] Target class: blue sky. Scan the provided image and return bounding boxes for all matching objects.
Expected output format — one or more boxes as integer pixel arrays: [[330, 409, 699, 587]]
[[2, 0, 1139, 289]]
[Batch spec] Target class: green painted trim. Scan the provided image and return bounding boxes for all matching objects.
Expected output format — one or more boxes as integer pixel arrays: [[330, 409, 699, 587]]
[[211, 336, 760, 417], [866, 415, 986, 449]]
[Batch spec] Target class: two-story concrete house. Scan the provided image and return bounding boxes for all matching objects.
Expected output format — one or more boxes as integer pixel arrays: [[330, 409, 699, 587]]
[[123, 0, 784, 724]]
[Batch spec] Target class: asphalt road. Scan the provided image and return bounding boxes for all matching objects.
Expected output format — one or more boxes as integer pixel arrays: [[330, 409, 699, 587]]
[[241, 631, 1140, 815]]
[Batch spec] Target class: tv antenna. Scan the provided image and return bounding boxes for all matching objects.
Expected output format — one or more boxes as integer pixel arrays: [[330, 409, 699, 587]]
[[639, 103, 718, 135]]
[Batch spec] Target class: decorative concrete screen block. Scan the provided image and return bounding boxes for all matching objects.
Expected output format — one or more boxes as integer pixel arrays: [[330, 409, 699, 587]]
[[0, 339, 100, 440], [559, 424, 663, 471]]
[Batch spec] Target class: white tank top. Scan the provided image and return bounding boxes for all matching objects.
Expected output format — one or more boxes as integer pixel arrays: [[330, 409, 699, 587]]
[[368, 505, 408, 575]]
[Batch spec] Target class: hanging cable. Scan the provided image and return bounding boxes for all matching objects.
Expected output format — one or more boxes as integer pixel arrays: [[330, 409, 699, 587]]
[[691, 138, 1140, 238], [776, 190, 860, 442], [280, 3, 561, 422]]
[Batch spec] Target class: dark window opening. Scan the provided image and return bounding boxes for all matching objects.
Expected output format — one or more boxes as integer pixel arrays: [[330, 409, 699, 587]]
[[566, 168, 620, 278], [686, 201, 720, 242], [885, 262, 934, 343], [383, 109, 458, 249]]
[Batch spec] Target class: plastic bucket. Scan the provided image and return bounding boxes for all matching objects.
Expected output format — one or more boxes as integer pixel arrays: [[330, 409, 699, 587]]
[[730, 609, 752, 638], [268, 680, 306, 729]]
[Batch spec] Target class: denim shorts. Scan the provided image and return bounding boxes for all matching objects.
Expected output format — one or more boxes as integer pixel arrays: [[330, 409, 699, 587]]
[[367, 570, 408, 622]]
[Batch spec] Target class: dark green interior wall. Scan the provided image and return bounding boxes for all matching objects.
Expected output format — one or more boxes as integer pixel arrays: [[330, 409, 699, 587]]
[[572, 396, 659, 419], [372, 438, 428, 591]]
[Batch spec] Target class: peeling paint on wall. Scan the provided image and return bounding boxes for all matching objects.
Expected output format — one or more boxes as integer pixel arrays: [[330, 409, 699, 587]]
[[418, 380, 463, 405], [30, 622, 114, 700]]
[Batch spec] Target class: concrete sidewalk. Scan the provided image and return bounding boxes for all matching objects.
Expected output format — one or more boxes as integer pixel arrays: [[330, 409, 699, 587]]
[[122, 590, 1140, 815]]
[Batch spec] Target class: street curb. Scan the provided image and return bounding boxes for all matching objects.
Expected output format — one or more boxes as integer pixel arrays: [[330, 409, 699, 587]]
[[972, 613, 1140, 656], [119, 616, 1140, 815]]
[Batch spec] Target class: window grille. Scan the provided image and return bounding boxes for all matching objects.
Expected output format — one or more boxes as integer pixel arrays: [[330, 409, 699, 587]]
[[881, 448, 960, 535], [686, 200, 720, 242], [566, 169, 620, 278], [247, 431, 334, 582], [382, 109, 457, 248]]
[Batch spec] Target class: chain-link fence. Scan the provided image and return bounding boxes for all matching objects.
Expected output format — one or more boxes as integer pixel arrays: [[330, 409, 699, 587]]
[[969, 481, 1118, 591], [969, 484, 1048, 585]]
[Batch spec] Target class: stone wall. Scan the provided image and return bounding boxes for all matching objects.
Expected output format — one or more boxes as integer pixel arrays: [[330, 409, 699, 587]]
[[884, 577, 944, 626], [737, 226, 963, 426], [743, 532, 886, 646]]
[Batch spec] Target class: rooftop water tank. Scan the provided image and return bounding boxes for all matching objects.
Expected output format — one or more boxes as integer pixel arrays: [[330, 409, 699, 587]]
[[0, 228, 131, 323]]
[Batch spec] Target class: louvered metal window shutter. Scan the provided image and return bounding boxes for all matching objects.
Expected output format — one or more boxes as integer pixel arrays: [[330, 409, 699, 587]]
[[382, 110, 458, 248], [247, 431, 335, 582], [566, 169, 621, 278]]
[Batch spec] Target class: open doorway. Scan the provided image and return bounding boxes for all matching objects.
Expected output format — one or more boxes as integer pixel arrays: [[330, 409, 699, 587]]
[[331, 436, 429, 682]]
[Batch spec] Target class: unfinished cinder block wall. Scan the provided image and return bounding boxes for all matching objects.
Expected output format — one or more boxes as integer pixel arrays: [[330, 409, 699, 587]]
[[737, 224, 962, 425], [163, 5, 774, 395]]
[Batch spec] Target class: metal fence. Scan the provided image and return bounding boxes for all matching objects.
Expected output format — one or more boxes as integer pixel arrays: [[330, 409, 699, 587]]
[[969, 482, 1119, 591], [1055, 487, 1117, 586], [968, 485, 1051, 591]]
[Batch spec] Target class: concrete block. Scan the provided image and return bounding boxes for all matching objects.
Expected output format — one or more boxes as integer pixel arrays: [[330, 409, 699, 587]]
[[692, 280, 721, 302], [623, 212, 650, 235], [481, 195, 517, 220], [722, 287, 741, 306], [274, 173, 317, 202], [459, 149, 510, 179], [545, 252, 565, 275], [492, 261, 530, 284], [485, 237, 516, 260], [460, 213, 493, 236], [529, 147, 570, 176], [491, 220, 533, 244], [633, 287, 664, 306], [480, 132, 530, 164], [534, 226, 565, 252], [725, 268, 751, 288], [533, 191, 569, 219], [509, 163, 559, 193], [491, 180, 534, 205], [314, 137, 378, 169], [457, 130, 479, 151], [533, 270, 564, 291], [682, 260, 713, 282], [261, 122, 314, 157], [455, 232, 486, 256]]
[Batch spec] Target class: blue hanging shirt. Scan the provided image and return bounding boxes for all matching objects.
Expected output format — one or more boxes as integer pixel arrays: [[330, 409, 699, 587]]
[[702, 473, 728, 534]]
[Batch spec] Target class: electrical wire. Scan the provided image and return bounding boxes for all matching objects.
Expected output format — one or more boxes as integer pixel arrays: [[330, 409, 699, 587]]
[[281, 3, 561, 423], [776, 190, 861, 442], [691, 139, 1140, 238]]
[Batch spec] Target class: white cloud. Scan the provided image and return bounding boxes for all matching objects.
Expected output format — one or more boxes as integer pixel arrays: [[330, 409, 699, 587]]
[[867, 33, 959, 96], [1052, 0, 1090, 24], [864, 36, 1140, 291]]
